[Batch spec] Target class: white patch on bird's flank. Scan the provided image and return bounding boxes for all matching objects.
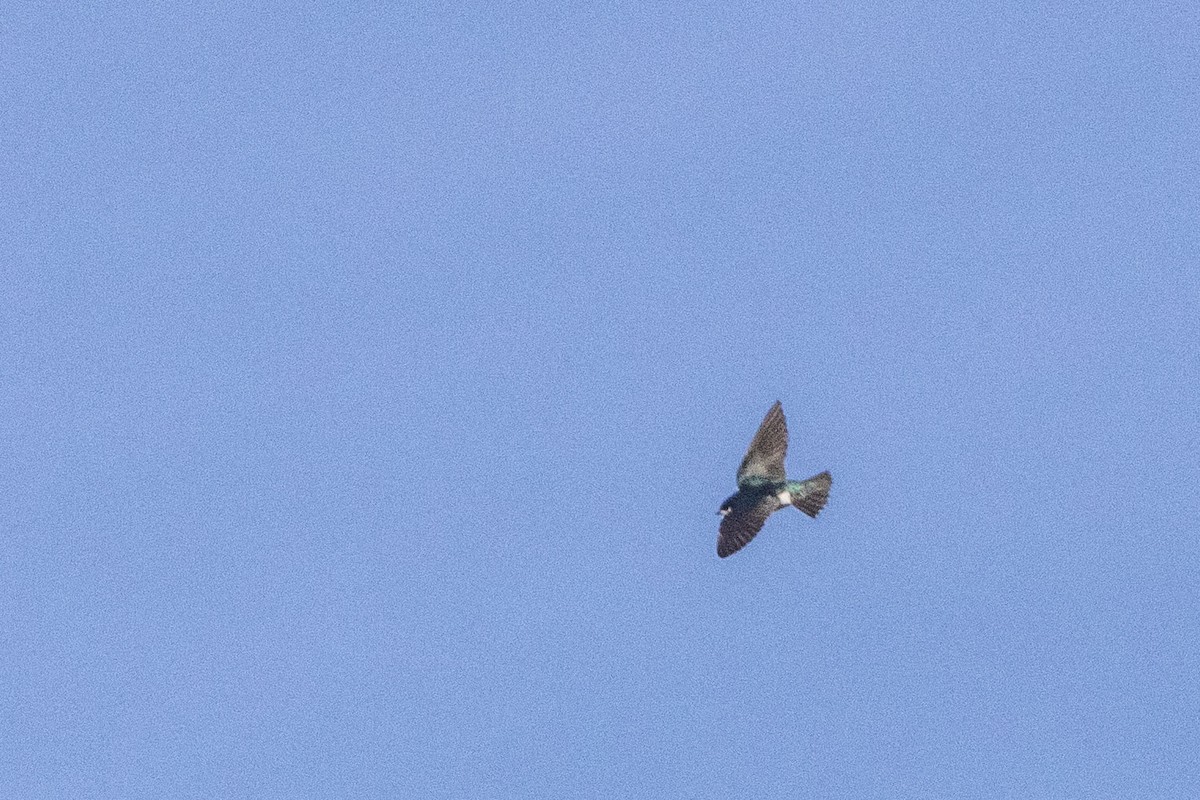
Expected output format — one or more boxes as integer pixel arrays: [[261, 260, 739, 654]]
[[777, 489, 792, 506]]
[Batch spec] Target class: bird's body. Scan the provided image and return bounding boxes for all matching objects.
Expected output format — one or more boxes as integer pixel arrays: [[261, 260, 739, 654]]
[[717, 401, 831, 558]]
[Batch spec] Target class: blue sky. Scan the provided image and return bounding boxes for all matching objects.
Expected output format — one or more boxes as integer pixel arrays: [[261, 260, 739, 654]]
[[3, 2, 1198, 797]]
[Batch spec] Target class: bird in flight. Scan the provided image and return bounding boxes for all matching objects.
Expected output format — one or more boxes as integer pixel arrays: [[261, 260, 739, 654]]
[[717, 401, 831, 558]]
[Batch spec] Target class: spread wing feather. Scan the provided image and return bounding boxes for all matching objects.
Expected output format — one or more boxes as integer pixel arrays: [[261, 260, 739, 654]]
[[736, 401, 788, 486], [717, 494, 779, 558]]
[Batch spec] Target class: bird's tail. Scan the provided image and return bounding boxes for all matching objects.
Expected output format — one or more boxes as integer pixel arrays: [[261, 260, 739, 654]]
[[787, 471, 831, 518]]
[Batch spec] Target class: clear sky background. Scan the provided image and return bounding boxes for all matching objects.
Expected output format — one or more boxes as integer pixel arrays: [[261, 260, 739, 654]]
[[3, 3, 1198, 797]]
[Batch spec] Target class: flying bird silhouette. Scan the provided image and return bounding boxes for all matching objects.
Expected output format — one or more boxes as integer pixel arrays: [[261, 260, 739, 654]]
[[717, 401, 831, 558]]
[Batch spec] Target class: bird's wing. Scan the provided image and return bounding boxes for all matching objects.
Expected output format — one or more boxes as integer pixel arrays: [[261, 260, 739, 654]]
[[736, 401, 788, 487], [717, 494, 779, 558]]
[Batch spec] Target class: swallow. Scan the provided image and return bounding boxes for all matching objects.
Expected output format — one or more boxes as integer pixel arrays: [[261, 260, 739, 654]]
[[717, 401, 831, 558]]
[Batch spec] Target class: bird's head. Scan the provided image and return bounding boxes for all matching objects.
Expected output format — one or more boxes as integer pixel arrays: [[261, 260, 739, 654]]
[[717, 495, 736, 516]]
